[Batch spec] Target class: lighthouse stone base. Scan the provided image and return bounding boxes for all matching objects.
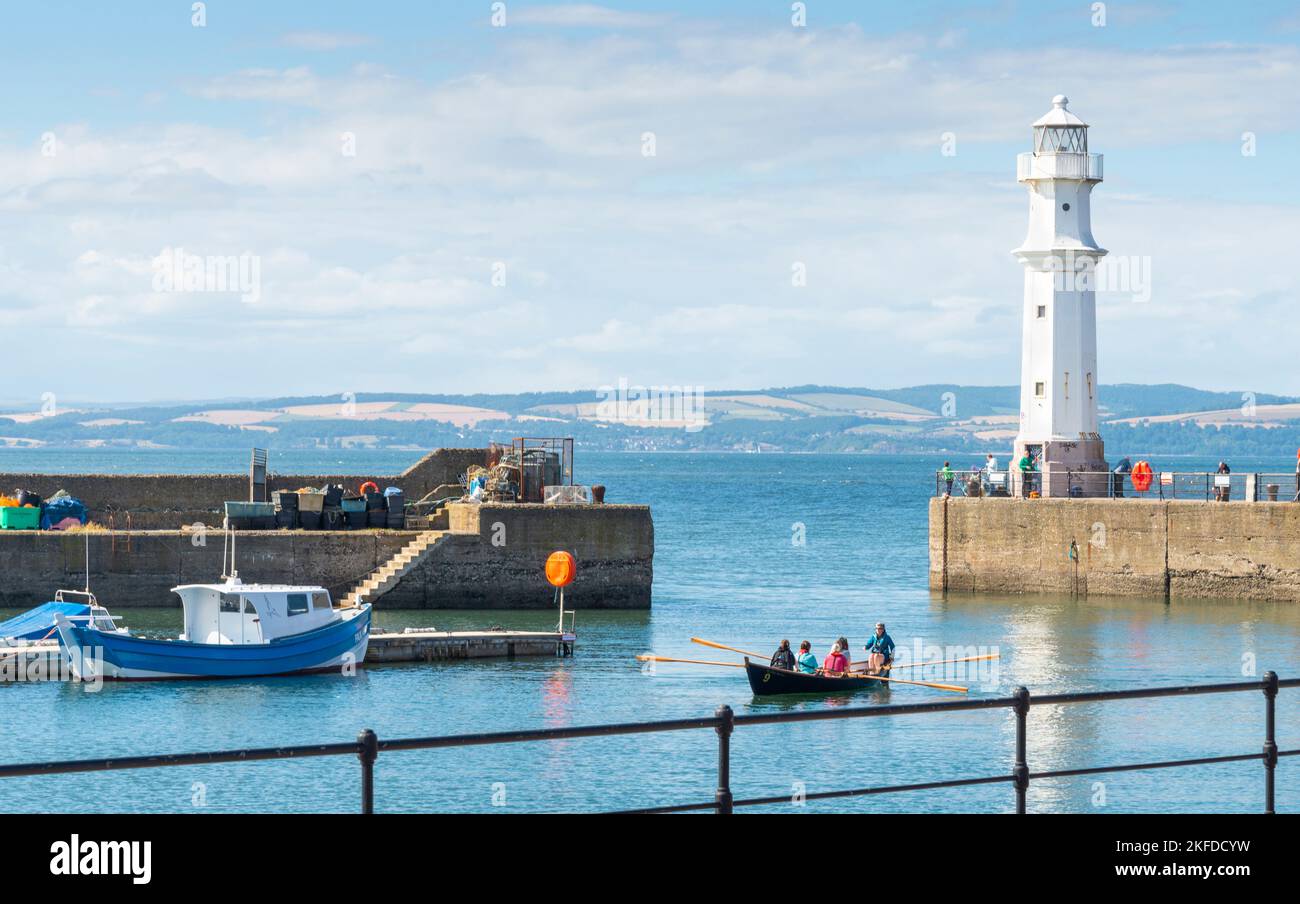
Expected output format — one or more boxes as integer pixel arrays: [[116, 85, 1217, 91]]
[[1036, 439, 1108, 498]]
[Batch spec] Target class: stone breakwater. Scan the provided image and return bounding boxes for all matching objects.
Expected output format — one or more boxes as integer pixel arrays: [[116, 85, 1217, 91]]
[[930, 496, 1300, 602]]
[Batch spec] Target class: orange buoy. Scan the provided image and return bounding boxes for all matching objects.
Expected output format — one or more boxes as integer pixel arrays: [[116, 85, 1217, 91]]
[[359, 481, 379, 495], [1132, 460, 1153, 492], [546, 551, 576, 587]]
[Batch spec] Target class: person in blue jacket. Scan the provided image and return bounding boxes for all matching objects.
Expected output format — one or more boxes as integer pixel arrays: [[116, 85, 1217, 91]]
[[864, 622, 895, 674], [795, 640, 819, 674]]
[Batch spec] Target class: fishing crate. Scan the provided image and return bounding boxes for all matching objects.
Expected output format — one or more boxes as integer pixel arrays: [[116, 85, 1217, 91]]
[[0, 507, 40, 530]]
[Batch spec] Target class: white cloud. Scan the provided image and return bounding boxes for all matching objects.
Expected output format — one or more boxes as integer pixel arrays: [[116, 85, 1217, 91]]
[[1, 23, 1298, 398]]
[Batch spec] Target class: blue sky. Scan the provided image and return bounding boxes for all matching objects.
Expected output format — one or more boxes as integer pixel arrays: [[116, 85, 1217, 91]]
[[1, 0, 1298, 403]]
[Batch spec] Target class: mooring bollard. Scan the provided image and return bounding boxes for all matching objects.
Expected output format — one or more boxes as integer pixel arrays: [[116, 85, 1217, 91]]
[[1013, 686, 1030, 814], [358, 728, 378, 814], [715, 705, 734, 814]]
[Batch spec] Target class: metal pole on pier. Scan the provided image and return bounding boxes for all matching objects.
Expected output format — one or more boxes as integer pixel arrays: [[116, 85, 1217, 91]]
[[714, 705, 734, 814], [358, 728, 378, 814], [1263, 671, 1278, 814], [1013, 686, 1030, 814]]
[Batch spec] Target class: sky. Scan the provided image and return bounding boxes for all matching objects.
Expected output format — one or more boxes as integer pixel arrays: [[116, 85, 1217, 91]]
[[1, 0, 1299, 404]]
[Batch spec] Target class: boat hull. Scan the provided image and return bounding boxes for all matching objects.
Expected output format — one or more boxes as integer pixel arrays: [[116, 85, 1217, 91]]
[[745, 659, 885, 696], [57, 606, 371, 681]]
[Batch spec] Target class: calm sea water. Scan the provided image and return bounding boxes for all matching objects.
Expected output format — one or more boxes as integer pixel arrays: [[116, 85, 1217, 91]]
[[1, 448, 1297, 813]]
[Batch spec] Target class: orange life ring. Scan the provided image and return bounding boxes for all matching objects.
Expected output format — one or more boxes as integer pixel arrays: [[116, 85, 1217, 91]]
[[545, 551, 576, 588], [359, 481, 379, 495], [1131, 461, 1153, 492]]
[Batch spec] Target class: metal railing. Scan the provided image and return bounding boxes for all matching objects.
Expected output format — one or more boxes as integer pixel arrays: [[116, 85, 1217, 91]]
[[0, 674, 1294, 814], [936, 469, 1300, 502], [1016, 151, 1103, 182]]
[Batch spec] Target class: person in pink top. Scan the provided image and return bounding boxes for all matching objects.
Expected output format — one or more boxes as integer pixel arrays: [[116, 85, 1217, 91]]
[[822, 642, 849, 675]]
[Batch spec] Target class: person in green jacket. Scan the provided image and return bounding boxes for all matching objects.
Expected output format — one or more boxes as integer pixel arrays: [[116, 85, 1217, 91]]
[[1018, 452, 1036, 497], [941, 462, 955, 496]]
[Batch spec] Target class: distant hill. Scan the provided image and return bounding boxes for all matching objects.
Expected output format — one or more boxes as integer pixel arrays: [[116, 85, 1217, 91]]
[[2, 384, 1298, 457]]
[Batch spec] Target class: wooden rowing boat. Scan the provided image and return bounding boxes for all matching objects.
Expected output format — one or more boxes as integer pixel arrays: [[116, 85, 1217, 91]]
[[744, 658, 888, 696]]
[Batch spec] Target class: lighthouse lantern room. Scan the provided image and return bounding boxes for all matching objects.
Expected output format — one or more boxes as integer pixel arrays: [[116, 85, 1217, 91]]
[[1011, 95, 1109, 497]]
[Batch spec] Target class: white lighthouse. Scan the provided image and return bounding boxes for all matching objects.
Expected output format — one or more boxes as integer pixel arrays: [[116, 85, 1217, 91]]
[[1011, 95, 1108, 496]]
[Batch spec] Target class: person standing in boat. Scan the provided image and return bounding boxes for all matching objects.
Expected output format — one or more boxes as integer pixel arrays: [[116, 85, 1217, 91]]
[[822, 642, 849, 676], [863, 622, 895, 674], [796, 640, 818, 674], [770, 639, 796, 671]]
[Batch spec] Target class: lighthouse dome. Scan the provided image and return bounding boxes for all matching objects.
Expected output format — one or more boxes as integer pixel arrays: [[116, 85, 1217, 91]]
[[1032, 95, 1088, 153]]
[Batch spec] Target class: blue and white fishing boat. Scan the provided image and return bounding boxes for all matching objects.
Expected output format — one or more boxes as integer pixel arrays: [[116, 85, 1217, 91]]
[[54, 531, 370, 681], [56, 579, 371, 681]]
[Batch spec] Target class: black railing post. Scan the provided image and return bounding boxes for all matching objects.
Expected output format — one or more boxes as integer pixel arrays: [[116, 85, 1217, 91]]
[[1263, 671, 1278, 814], [715, 705, 734, 814], [358, 728, 378, 814], [1013, 686, 1030, 814]]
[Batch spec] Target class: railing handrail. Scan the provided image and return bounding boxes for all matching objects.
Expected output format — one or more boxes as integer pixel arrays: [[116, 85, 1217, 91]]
[[0, 675, 1294, 814]]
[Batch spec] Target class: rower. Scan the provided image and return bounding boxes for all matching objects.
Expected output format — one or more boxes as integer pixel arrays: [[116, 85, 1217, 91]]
[[795, 640, 818, 674], [770, 639, 796, 671], [863, 622, 895, 675]]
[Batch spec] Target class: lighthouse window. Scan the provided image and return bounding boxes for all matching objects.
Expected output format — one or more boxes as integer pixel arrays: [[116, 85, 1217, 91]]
[[1062, 203, 1070, 211], [1036, 305, 1046, 319], [1034, 382, 1045, 398]]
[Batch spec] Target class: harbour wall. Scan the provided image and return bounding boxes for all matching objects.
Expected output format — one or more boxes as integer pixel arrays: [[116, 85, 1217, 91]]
[[0, 448, 482, 529], [930, 497, 1300, 601], [0, 503, 654, 611], [387, 502, 654, 609]]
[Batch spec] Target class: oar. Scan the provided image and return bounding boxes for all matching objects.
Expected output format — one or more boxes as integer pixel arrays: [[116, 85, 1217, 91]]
[[636, 654, 744, 669], [691, 637, 767, 659], [851, 653, 1001, 670], [847, 671, 968, 694]]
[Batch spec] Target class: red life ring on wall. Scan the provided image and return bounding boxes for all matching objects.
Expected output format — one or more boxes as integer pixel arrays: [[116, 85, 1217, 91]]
[[359, 481, 379, 495], [1131, 461, 1153, 492]]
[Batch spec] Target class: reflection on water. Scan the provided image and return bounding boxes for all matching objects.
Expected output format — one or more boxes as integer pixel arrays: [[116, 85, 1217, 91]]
[[1, 452, 1297, 813]]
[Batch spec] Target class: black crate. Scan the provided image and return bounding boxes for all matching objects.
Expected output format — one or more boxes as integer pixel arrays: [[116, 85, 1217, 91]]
[[273, 491, 299, 512], [345, 510, 369, 529], [275, 510, 298, 530], [384, 492, 405, 512], [386, 514, 405, 530], [367, 509, 387, 528], [323, 485, 344, 508], [322, 509, 345, 531], [253, 515, 276, 531], [299, 511, 322, 531], [365, 492, 385, 511]]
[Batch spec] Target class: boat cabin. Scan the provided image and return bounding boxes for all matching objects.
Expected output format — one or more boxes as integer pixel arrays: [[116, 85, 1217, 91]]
[[174, 579, 338, 644]]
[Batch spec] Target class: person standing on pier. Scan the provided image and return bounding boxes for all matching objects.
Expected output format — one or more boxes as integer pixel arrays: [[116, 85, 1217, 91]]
[[1215, 461, 1231, 502], [941, 462, 955, 496], [864, 622, 895, 674]]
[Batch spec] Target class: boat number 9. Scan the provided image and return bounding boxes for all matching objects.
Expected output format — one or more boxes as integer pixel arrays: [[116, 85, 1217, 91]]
[[763, 672, 771, 682]]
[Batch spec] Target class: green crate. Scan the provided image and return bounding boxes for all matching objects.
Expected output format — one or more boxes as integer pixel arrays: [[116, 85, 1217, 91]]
[[0, 506, 40, 530]]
